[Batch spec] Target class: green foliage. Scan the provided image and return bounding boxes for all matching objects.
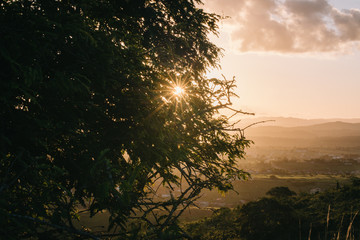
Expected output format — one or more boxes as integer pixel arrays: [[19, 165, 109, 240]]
[[185, 208, 241, 240], [185, 181, 360, 240], [0, 0, 250, 238], [236, 198, 298, 240], [266, 186, 297, 198]]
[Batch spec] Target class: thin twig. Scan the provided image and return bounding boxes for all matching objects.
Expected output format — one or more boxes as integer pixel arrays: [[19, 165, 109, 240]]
[[337, 214, 344, 240], [242, 120, 275, 131], [346, 211, 358, 240]]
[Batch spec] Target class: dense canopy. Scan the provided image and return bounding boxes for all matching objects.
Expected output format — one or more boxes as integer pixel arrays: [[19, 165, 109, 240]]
[[0, 0, 250, 238]]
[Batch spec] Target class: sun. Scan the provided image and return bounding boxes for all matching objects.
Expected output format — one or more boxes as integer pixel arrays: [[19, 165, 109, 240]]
[[173, 86, 185, 96]]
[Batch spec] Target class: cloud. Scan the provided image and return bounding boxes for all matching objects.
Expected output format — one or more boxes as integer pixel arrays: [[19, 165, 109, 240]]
[[204, 0, 360, 53]]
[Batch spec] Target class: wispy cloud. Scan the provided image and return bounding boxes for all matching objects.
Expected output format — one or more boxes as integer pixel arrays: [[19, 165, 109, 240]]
[[204, 0, 360, 53]]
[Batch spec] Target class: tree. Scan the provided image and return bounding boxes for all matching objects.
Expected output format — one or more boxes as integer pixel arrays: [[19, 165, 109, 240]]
[[237, 198, 298, 240], [0, 0, 250, 238], [266, 186, 297, 199], [184, 208, 241, 240]]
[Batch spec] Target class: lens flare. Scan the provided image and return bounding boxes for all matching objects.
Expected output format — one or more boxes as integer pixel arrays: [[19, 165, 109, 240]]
[[173, 86, 185, 96]]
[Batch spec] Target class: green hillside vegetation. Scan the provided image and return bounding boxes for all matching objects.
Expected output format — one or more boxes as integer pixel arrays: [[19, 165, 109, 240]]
[[184, 178, 360, 240]]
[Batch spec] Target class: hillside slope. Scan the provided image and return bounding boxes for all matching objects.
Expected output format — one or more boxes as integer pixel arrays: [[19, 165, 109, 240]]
[[243, 121, 360, 147]]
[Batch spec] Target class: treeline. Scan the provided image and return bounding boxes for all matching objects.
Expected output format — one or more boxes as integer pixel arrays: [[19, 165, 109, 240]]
[[184, 178, 360, 240]]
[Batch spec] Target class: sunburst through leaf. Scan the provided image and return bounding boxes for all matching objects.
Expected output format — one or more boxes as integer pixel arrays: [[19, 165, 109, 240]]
[[173, 86, 185, 96]]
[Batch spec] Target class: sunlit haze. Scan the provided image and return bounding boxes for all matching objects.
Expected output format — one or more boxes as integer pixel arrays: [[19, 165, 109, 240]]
[[203, 0, 360, 119]]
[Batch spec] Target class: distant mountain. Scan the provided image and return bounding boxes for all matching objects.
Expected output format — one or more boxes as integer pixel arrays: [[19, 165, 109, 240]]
[[245, 122, 360, 138], [240, 120, 360, 148], [236, 117, 360, 128]]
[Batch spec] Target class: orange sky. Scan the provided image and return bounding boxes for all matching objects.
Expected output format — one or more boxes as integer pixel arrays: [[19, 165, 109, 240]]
[[203, 0, 360, 119]]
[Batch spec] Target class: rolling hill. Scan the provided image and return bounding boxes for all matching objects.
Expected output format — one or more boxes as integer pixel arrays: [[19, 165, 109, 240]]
[[242, 121, 360, 148]]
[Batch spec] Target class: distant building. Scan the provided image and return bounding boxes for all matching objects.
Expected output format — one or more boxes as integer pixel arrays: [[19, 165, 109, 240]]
[[310, 188, 321, 194]]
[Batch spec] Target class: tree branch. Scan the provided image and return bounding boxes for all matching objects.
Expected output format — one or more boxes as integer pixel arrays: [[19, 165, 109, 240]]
[[9, 213, 101, 240]]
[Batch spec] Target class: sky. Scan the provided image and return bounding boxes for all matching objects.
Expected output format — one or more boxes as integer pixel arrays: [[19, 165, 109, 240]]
[[202, 0, 360, 119]]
